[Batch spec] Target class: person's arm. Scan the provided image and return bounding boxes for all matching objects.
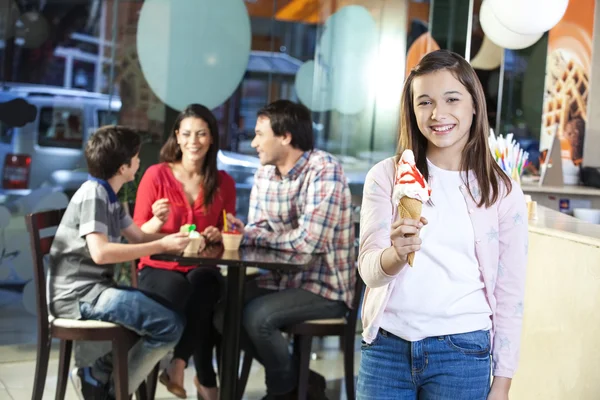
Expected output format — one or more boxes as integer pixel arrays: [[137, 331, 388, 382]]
[[203, 172, 238, 243], [78, 186, 189, 265], [246, 162, 346, 254], [489, 182, 528, 397], [132, 166, 168, 234], [241, 170, 274, 245], [217, 172, 237, 229], [141, 199, 170, 234], [121, 221, 166, 244], [86, 231, 189, 265], [358, 162, 401, 288]]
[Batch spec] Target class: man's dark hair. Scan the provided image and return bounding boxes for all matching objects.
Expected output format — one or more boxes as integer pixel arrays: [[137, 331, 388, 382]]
[[257, 100, 314, 151], [85, 125, 141, 180]]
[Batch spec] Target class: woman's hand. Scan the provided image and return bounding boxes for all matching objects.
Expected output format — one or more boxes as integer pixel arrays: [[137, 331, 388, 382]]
[[202, 226, 222, 243], [226, 213, 245, 234], [151, 198, 171, 222], [390, 216, 427, 265], [196, 235, 207, 254]]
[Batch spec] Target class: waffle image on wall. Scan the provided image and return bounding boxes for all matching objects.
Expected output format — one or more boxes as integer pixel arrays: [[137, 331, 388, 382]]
[[542, 50, 588, 165]]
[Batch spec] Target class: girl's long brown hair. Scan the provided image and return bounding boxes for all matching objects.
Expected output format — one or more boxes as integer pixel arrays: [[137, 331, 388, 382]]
[[397, 49, 511, 207], [159, 104, 220, 207]]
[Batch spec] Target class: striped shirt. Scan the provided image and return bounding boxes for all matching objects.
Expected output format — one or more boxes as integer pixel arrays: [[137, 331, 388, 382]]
[[48, 179, 132, 319], [243, 150, 356, 307]]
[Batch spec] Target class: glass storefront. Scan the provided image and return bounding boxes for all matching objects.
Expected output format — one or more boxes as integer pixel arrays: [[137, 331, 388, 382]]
[[0, 0, 572, 345]]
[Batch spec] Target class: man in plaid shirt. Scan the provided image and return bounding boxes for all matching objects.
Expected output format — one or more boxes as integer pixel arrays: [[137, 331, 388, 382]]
[[228, 100, 356, 400]]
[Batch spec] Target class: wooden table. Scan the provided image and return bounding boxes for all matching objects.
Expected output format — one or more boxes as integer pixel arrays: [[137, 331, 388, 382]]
[[151, 245, 317, 400]]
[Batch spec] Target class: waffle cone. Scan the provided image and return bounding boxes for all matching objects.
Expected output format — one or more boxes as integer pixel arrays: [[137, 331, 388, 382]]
[[398, 197, 422, 267]]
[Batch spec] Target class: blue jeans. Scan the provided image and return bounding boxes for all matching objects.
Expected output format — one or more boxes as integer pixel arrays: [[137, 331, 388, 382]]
[[241, 282, 348, 395], [357, 329, 491, 400], [80, 287, 184, 394]]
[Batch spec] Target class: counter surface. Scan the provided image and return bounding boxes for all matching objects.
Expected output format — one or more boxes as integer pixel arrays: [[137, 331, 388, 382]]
[[522, 183, 600, 197], [529, 206, 600, 247]]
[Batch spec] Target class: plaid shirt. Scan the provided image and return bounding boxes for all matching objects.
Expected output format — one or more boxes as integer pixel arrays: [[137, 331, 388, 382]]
[[243, 150, 356, 307]]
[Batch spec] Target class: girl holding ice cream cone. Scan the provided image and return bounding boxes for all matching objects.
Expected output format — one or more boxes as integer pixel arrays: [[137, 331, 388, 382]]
[[133, 104, 237, 400], [357, 50, 528, 400]]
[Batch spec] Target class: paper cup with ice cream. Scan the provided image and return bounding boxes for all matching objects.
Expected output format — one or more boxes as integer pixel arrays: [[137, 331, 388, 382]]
[[222, 231, 243, 251], [392, 149, 432, 266], [221, 210, 243, 251], [181, 224, 205, 256]]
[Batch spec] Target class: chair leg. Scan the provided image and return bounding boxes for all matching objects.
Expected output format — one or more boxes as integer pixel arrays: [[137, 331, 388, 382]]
[[146, 363, 159, 400], [237, 351, 253, 400], [294, 335, 312, 400], [32, 334, 51, 400], [343, 334, 356, 400], [55, 340, 73, 400], [135, 380, 148, 400], [113, 337, 130, 400]]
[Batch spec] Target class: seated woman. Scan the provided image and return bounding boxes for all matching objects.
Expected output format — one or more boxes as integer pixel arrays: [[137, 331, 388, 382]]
[[133, 104, 236, 400]]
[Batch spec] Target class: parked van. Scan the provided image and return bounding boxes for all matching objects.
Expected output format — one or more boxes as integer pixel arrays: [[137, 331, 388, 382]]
[[0, 84, 261, 218], [0, 83, 121, 200]]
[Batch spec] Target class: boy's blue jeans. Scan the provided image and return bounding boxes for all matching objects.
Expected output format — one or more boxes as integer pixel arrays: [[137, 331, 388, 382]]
[[357, 329, 491, 400], [79, 287, 184, 394]]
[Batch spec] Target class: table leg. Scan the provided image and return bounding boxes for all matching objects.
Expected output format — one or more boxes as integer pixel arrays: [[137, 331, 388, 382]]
[[220, 265, 246, 400]]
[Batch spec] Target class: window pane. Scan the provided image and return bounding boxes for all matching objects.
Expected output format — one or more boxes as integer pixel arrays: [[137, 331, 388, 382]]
[[38, 107, 84, 149]]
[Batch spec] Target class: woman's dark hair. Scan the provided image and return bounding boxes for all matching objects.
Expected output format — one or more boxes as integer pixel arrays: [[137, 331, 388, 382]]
[[85, 125, 141, 180], [257, 100, 314, 151], [397, 49, 511, 207], [159, 104, 219, 206]]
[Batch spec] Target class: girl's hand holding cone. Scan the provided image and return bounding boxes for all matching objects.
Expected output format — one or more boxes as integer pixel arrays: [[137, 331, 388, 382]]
[[390, 216, 428, 266]]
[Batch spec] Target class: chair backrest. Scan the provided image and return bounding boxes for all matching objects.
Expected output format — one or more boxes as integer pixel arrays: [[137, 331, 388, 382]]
[[345, 219, 365, 335], [25, 208, 66, 332]]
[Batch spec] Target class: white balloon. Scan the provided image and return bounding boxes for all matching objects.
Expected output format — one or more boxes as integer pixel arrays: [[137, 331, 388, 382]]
[[295, 5, 377, 115], [323, 6, 377, 114], [470, 35, 503, 70], [480, 1, 544, 50], [294, 61, 333, 112], [489, 0, 568, 35], [137, 0, 251, 111]]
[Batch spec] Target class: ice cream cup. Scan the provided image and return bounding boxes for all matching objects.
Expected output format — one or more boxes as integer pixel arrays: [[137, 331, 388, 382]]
[[183, 231, 203, 255], [222, 231, 243, 251], [180, 224, 193, 234]]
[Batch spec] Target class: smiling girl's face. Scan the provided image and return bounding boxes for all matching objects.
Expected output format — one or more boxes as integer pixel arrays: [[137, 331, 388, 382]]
[[412, 69, 476, 156]]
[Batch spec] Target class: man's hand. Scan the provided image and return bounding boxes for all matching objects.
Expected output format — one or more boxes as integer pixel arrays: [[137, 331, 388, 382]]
[[151, 198, 171, 222], [226, 213, 245, 234], [160, 232, 190, 253]]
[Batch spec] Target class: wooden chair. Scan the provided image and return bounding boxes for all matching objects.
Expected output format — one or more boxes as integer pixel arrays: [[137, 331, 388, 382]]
[[237, 275, 365, 400], [26, 208, 150, 400]]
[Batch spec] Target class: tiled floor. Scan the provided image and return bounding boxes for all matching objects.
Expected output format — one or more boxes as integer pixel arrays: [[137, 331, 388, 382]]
[[0, 288, 360, 399], [0, 340, 360, 399]]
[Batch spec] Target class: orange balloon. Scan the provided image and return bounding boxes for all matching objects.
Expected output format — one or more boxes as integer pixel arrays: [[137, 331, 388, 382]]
[[406, 33, 440, 78]]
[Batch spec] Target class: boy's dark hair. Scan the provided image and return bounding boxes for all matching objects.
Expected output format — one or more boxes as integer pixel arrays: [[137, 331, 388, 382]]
[[85, 125, 141, 180], [257, 100, 314, 151]]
